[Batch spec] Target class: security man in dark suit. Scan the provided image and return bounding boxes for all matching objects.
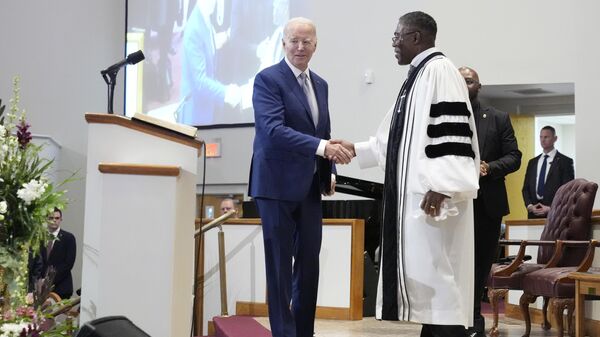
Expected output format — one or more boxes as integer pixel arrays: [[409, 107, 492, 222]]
[[460, 67, 522, 337], [522, 125, 574, 218], [41, 207, 77, 299]]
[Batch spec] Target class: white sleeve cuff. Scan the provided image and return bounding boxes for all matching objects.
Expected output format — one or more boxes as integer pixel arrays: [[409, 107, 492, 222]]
[[355, 138, 379, 169], [316, 139, 327, 157]]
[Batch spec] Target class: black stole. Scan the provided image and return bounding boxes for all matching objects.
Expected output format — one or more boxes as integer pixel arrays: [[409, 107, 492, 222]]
[[380, 52, 444, 320]]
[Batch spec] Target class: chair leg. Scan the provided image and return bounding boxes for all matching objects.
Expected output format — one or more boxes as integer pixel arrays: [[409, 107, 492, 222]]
[[566, 299, 575, 337], [488, 288, 508, 337], [541, 296, 551, 330], [519, 292, 537, 337], [551, 298, 566, 337]]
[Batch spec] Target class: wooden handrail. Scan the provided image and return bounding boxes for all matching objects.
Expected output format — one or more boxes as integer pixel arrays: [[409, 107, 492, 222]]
[[195, 210, 237, 237], [194, 210, 236, 317]]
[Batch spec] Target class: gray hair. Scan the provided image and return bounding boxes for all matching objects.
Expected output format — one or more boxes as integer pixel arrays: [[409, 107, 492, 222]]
[[399, 11, 437, 41]]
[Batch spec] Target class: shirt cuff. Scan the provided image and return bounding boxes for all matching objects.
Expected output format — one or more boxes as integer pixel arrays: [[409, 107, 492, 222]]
[[316, 139, 327, 157], [355, 139, 378, 169]]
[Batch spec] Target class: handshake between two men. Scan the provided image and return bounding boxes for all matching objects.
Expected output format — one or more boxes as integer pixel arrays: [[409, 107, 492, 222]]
[[324, 139, 356, 164]]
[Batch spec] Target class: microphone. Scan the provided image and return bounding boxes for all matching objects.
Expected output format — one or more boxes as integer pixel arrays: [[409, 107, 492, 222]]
[[101, 50, 145, 75], [100, 50, 145, 114]]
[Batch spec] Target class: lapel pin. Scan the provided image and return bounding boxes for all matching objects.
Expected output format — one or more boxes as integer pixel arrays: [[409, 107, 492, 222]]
[[482, 113, 487, 118]]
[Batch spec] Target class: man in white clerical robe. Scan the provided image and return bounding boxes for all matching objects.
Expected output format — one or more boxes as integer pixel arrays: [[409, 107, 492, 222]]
[[334, 11, 480, 337]]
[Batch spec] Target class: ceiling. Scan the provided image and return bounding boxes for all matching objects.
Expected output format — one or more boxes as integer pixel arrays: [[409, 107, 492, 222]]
[[480, 83, 574, 100]]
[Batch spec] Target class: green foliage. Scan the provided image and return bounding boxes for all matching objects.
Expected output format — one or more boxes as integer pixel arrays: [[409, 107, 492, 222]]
[[0, 76, 72, 313]]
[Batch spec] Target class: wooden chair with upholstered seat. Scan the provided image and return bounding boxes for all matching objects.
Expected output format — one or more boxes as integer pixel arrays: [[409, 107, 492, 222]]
[[486, 178, 598, 337]]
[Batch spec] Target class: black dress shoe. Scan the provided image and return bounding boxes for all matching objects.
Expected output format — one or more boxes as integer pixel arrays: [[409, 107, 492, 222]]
[[466, 328, 487, 337], [468, 331, 486, 337]]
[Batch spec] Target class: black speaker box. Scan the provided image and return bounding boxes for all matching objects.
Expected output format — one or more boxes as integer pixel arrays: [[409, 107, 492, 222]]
[[76, 316, 151, 337]]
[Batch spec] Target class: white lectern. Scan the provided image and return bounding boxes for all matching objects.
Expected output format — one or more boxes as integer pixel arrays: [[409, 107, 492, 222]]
[[81, 114, 202, 337]]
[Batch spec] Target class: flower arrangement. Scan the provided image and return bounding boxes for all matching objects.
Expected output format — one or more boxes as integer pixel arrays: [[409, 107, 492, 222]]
[[0, 77, 72, 336]]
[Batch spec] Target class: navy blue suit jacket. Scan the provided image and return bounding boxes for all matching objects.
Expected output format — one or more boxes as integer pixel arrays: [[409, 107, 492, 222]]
[[249, 59, 333, 201]]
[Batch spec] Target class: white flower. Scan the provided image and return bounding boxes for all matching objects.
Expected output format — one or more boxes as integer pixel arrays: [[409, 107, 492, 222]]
[[0, 321, 30, 337], [17, 179, 48, 205], [0, 201, 6, 213]]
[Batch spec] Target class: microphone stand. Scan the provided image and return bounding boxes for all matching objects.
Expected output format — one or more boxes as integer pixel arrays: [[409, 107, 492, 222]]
[[101, 69, 119, 114]]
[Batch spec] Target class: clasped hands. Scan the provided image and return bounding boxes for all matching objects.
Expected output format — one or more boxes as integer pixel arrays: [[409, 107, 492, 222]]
[[527, 203, 550, 217], [325, 139, 355, 164]]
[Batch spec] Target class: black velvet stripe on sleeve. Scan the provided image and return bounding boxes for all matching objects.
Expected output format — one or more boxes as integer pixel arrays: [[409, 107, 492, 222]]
[[425, 142, 475, 159], [429, 101, 470, 118], [427, 122, 473, 138]]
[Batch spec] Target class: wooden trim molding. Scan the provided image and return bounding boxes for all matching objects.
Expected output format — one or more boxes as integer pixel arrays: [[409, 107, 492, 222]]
[[349, 219, 365, 320], [98, 163, 180, 176], [85, 113, 203, 154], [236, 301, 352, 320], [198, 218, 365, 322], [197, 218, 365, 226]]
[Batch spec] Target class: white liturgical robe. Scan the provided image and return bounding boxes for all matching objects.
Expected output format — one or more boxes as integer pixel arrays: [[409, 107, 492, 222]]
[[355, 48, 480, 328]]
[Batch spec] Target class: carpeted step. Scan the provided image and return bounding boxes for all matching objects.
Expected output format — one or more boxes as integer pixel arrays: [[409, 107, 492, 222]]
[[213, 316, 272, 337]]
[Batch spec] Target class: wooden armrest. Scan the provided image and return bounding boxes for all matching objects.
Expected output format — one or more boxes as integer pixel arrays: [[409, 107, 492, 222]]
[[575, 240, 600, 273], [494, 241, 530, 276], [48, 292, 62, 303], [544, 240, 566, 268], [494, 240, 561, 276]]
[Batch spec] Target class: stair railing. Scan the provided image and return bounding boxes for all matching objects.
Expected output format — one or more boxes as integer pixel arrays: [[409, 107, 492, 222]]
[[195, 210, 236, 316]]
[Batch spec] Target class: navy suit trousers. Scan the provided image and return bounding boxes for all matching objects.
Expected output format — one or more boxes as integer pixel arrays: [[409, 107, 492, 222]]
[[255, 174, 322, 337]]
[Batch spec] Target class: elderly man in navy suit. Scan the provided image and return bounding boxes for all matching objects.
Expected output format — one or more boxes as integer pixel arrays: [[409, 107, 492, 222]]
[[249, 17, 353, 337]]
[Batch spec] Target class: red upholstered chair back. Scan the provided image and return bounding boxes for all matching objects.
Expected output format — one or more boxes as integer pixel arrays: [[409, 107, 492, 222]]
[[537, 178, 598, 265]]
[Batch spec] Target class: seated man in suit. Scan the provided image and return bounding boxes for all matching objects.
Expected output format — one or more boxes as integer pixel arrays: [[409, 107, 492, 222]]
[[522, 126, 574, 218], [41, 207, 77, 299]]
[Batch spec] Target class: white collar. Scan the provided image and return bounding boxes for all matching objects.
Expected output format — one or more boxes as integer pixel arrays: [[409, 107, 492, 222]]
[[50, 228, 60, 237], [410, 47, 439, 68], [285, 57, 311, 80], [542, 148, 557, 159]]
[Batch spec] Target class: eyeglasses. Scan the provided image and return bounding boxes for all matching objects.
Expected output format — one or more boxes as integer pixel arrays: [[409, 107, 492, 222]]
[[464, 78, 480, 85], [287, 39, 315, 47], [47, 216, 61, 220], [392, 31, 419, 44]]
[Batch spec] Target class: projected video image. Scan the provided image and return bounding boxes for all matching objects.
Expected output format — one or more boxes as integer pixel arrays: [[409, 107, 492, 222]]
[[126, 0, 306, 127]]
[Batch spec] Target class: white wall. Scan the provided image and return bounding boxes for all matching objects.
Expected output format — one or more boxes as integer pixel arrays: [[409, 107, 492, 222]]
[[0, 0, 125, 293], [2, 0, 600, 295]]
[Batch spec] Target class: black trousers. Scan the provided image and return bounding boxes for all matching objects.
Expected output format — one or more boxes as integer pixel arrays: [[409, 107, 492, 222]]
[[420, 324, 466, 337], [472, 198, 503, 332]]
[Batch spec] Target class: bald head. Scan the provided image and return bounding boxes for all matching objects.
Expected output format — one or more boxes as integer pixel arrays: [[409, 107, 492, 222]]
[[459, 66, 481, 102], [220, 198, 238, 217]]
